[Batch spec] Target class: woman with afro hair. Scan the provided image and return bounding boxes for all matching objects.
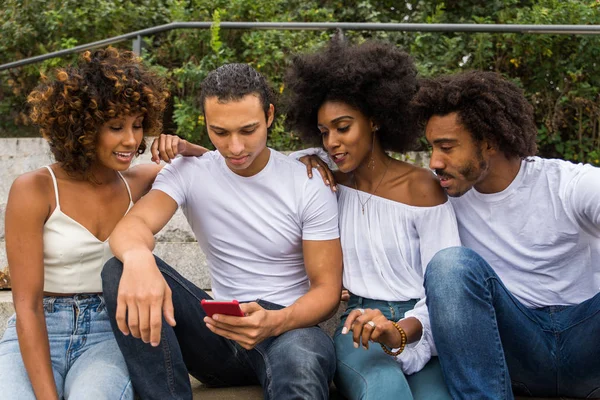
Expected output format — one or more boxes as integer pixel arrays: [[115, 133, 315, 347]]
[[284, 40, 459, 399], [0, 47, 205, 399]]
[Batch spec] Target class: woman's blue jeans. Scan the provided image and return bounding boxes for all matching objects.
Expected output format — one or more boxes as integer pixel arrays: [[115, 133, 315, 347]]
[[101, 256, 336, 400], [0, 294, 133, 400], [425, 246, 600, 399], [334, 295, 451, 400]]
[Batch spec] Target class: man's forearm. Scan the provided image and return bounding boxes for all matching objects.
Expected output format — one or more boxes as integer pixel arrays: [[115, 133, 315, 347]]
[[271, 281, 341, 336], [110, 215, 156, 262]]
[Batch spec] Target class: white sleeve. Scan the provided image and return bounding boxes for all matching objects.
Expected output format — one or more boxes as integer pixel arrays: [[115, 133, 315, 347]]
[[394, 201, 461, 374], [288, 147, 336, 171], [152, 158, 189, 207], [300, 170, 340, 241], [567, 165, 600, 238], [394, 298, 434, 375], [415, 201, 462, 271]]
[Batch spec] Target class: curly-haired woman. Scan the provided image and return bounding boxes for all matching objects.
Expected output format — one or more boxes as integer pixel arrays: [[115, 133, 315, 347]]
[[284, 40, 459, 399], [0, 47, 205, 399]]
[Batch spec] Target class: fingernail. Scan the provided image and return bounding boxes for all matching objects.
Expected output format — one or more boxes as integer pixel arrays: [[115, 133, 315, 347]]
[[151, 342, 159, 347], [326, 180, 330, 185], [342, 327, 348, 334], [353, 342, 358, 349], [309, 174, 312, 178], [213, 315, 218, 321], [333, 186, 337, 191]]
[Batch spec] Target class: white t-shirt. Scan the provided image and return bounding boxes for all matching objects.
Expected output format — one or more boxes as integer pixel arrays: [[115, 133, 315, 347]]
[[450, 157, 600, 308], [152, 149, 340, 306]]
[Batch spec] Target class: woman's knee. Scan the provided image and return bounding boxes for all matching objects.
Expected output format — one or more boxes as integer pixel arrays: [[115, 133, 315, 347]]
[[335, 357, 411, 400]]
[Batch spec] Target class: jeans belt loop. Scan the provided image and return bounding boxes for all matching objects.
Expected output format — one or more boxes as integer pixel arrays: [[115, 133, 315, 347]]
[[44, 297, 56, 313]]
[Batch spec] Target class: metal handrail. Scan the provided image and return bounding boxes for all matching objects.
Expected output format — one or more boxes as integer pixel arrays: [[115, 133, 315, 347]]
[[2, 21, 600, 71]]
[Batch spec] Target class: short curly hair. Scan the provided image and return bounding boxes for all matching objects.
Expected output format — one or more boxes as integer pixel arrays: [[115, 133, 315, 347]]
[[283, 39, 420, 153], [27, 47, 169, 179], [200, 63, 277, 131], [412, 70, 537, 158]]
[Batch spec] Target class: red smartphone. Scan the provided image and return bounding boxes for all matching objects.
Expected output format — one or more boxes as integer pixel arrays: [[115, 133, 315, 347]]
[[201, 299, 245, 318]]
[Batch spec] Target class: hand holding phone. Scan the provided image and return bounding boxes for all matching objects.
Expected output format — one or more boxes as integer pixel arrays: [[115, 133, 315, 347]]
[[201, 299, 245, 318]]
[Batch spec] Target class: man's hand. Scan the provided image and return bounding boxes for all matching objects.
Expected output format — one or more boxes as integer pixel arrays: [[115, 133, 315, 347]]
[[116, 249, 176, 347], [341, 289, 350, 302], [298, 155, 337, 192], [150, 134, 208, 164], [203, 302, 280, 350], [341, 308, 402, 350]]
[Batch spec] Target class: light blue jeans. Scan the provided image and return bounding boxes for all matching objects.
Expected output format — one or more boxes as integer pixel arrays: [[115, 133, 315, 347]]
[[334, 295, 451, 400], [0, 294, 133, 400]]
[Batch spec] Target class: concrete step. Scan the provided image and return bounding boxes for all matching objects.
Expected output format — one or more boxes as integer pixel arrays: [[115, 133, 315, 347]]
[[0, 240, 210, 290], [0, 204, 196, 242]]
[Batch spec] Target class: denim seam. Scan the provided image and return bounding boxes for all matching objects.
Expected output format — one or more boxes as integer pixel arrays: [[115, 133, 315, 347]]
[[254, 346, 273, 400], [336, 357, 369, 398], [486, 276, 545, 329], [158, 265, 206, 304], [160, 325, 177, 396], [119, 379, 133, 400], [485, 276, 508, 399], [559, 304, 600, 332], [586, 386, 600, 398]]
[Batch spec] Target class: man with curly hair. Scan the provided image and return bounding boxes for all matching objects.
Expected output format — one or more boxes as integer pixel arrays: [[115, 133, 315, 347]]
[[413, 70, 600, 399], [101, 63, 342, 399]]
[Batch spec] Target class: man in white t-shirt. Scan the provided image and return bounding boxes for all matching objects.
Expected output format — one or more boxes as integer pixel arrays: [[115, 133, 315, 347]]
[[101, 64, 342, 400], [412, 71, 600, 399]]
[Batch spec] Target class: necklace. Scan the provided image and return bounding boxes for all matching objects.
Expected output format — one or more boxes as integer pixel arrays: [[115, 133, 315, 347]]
[[353, 159, 391, 215]]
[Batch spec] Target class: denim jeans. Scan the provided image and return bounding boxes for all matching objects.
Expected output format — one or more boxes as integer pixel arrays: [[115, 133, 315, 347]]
[[425, 246, 600, 399], [0, 294, 133, 400], [101, 256, 336, 400], [334, 295, 451, 400]]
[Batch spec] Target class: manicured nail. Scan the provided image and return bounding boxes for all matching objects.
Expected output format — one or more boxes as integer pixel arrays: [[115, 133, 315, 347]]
[[353, 342, 359, 349], [151, 341, 159, 347], [342, 327, 348, 334], [326, 180, 330, 185]]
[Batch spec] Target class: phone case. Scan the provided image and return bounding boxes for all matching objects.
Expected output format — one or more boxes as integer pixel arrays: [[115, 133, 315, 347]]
[[200, 299, 245, 317]]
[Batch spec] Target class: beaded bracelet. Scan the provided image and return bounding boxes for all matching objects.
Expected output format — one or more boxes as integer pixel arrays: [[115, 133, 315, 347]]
[[380, 320, 407, 356]]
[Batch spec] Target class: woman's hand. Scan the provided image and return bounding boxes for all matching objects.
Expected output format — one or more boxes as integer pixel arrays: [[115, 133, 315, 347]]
[[150, 134, 208, 164], [298, 155, 337, 192], [341, 308, 403, 350]]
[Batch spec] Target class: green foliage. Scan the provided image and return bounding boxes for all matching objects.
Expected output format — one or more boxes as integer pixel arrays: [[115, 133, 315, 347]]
[[1, 0, 599, 165]]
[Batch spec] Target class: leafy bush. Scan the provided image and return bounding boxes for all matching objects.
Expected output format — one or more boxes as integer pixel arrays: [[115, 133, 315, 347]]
[[1, 0, 599, 164]]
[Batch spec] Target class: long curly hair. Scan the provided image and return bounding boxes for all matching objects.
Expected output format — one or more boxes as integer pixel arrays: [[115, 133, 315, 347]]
[[411, 70, 537, 158], [27, 47, 169, 179], [283, 39, 420, 153]]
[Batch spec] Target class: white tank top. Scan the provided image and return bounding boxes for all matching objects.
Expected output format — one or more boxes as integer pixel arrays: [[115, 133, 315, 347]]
[[42, 166, 133, 293]]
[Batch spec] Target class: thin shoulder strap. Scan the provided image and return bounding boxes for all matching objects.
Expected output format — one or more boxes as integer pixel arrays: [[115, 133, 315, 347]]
[[44, 166, 60, 207], [117, 172, 133, 203]]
